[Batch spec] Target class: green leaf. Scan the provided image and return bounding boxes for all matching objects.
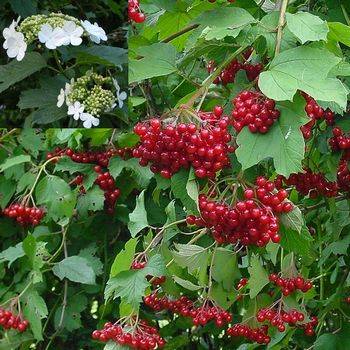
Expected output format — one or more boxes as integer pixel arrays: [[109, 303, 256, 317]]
[[192, 7, 256, 28], [280, 206, 304, 233], [173, 276, 202, 291], [35, 175, 77, 221], [54, 294, 87, 332], [212, 248, 240, 291], [0, 52, 46, 93], [78, 245, 103, 276], [104, 342, 129, 350], [110, 238, 138, 277], [129, 43, 177, 83], [286, 12, 328, 44], [17, 129, 45, 157], [171, 169, 199, 214], [70, 46, 127, 66], [52, 256, 96, 285], [0, 177, 16, 208], [77, 186, 105, 216], [314, 324, 350, 349], [54, 157, 92, 174], [328, 22, 350, 47], [128, 190, 148, 237], [105, 254, 165, 308], [0, 243, 25, 266], [109, 157, 153, 188], [172, 243, 209, 279], [23, 290, 48, 341], [22, 234, 36, 268], [0, 155, 31, 172], [280, 226, 314, 258], [236, 97, 308, 177], [258, 47, 348, 111], [10, 0, 37, 17], [248, 254, 269, 298]]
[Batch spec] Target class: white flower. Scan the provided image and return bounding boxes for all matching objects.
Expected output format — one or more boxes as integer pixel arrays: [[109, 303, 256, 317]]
[[81, 20, 107, 44], [80, 113, 100, 128], [68, 101, 85, 120], [38, 24, 65, 49], [57, 88, 65, 107], [60, 21, 83, 46], [2, 18, 27, 61], [112, 78, 127, 108]]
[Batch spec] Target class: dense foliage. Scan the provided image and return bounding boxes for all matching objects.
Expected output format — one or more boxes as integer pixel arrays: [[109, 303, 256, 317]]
[[0, 0, 127, 128], [1, 0, 350, 350]]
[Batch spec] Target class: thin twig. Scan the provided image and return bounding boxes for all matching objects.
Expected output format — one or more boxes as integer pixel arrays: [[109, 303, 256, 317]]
[[274, 0, 289, 56]]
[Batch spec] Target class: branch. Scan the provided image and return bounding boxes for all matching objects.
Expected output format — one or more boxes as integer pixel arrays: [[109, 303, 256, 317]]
[[161, 24, 199, 43], [274, 0, 289, 56], [302, 194, 348, 212]]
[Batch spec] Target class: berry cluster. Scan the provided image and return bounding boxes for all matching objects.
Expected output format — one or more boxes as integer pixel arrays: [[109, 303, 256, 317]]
[[337, 158, 350, 192], [208, 59, 263, 85], [231, 90, 280, 134], [133, 109, 234, 179], [47, 147, 131, 167], [128, 0, 145, 23], [302, 316, 318, 336], [257, 307, 305, 332], [94, 166, 121, 214], [48, 148, 128, 214], [144, 293, 232, 327], [275, 170, 339, 198], [301, 93, 334, 139], [0, 309, 29, 332], [92, 319, 165, 349], [329, 127, 350, 151], [227, 324, 270, 344], [269, 274, 313, 296], [2, 203, 45, 226], [187, 177, 292, 246]]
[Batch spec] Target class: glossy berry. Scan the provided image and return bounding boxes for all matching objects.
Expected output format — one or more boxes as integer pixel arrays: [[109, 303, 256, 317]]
[[128, 0, 145, 23], [227, 324, 270, 344], [3, 203, 45, 226], [133, 109, 234, 179], [0, 308, 29, 333], [269, 274, 313, 295], [187, 177, 292, 246], [144, 293, 232, 327], [231, 90, 280, 134], [92, 318, 165, 349]]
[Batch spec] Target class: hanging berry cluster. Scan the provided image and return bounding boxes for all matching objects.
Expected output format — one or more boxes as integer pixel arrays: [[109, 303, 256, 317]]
[[144, 293, 232, 327], [133, 108, 234, 179], [329, 127, 350, 151], [0, 309, 29, 332], [227, 324, 270, 344], [269, 274, 313, 296], [275, 171, 339, 198], [187, 176, 292, 246], [47, 147, 130, 214], [2, 203, 45, 226], [256, 307, 317, 335], [208, 58, 263, 85], [128, 0, 145, 23], [231, 90, 280, 134], [92, 319, 165, 349], [301, 93, 334, 139]]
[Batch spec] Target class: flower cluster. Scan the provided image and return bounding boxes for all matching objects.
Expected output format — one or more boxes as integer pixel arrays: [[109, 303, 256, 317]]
[[2, 13, 107, 61], [57, 72, 127, 128]]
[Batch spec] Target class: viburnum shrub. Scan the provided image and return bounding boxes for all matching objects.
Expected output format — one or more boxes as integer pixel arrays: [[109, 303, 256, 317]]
[[0, 1, 127, 128], [125, 0, 350, 349], [1, 1, 350, 350]]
